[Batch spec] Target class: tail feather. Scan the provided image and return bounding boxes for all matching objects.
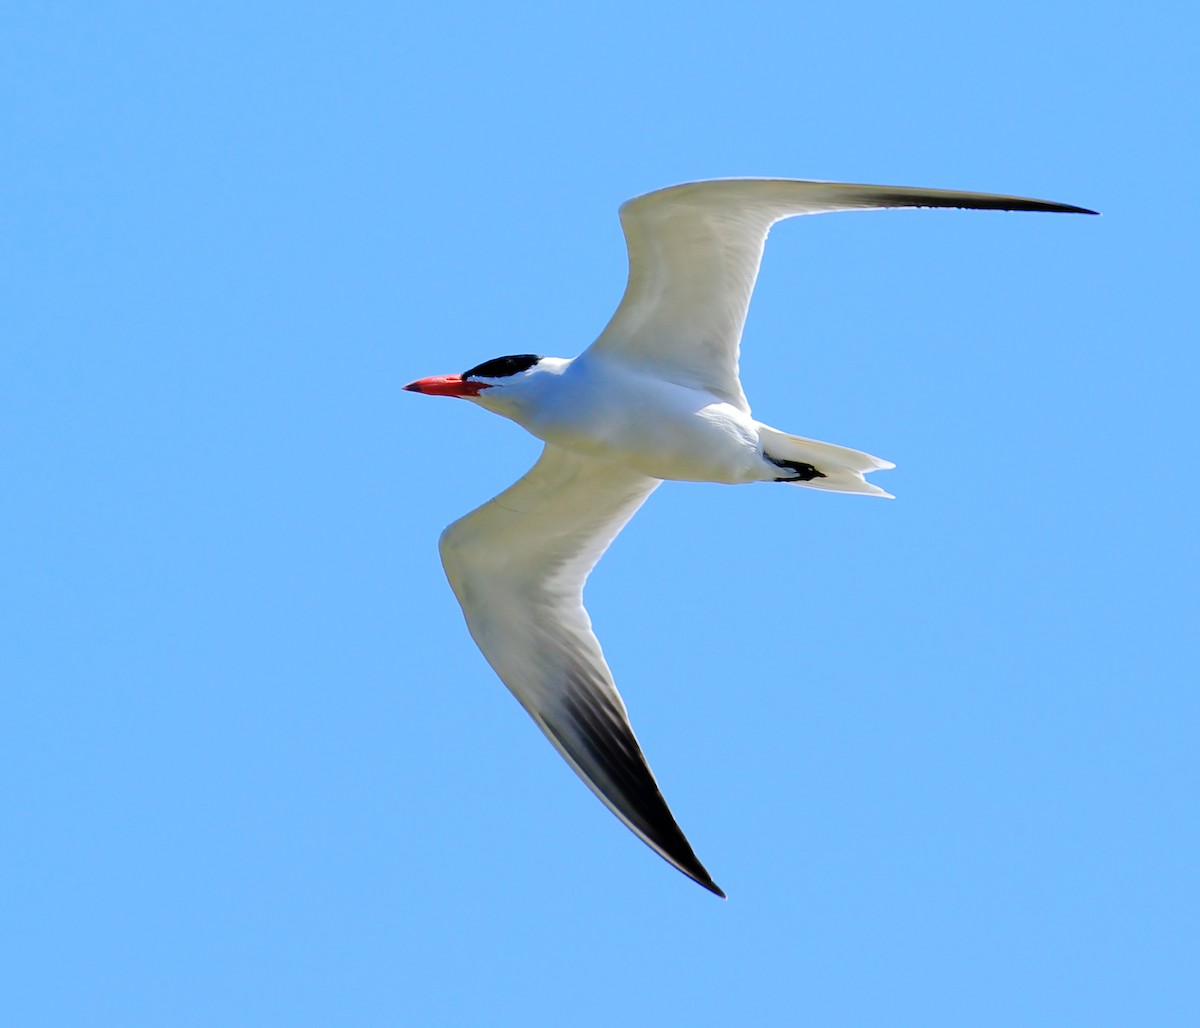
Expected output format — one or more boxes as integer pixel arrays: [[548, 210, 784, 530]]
[[757, 424, 895, 498]]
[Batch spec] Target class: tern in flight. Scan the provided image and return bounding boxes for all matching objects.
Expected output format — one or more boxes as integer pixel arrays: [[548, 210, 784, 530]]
[[406, 178, 1096, 896]]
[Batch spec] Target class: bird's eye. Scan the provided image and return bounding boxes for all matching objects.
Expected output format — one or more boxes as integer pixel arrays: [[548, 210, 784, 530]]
[[462, 354, 542, 380]]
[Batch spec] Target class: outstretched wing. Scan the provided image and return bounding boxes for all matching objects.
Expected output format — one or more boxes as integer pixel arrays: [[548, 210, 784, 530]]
[[585, 178, 1097, 410], [439, 444, 723, 896]]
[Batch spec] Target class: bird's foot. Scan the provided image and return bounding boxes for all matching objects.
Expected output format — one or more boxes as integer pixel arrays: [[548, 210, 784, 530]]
[[765, 453, 827, 483]]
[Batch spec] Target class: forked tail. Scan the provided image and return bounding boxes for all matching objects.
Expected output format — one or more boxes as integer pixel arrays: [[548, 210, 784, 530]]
[[757, 423, 895, 498]]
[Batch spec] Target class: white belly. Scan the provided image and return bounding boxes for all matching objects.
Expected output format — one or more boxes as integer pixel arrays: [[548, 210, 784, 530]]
[[522, 365, 764, 484]]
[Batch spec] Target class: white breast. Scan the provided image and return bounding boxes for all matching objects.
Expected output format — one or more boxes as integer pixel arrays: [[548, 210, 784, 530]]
[[521, 356, 764, 484]]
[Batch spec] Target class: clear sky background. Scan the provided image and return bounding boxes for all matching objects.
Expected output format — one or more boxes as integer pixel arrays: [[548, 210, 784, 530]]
[[3, 2, 1196, 1025]]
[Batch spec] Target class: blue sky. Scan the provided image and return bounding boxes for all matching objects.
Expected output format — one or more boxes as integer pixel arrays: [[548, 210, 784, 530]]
[[3, 2, 1196, 1025]]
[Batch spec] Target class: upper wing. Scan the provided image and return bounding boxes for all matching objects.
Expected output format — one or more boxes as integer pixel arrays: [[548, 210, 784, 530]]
[[585, 178, 1097, 410], [438, 444, 724, 896]]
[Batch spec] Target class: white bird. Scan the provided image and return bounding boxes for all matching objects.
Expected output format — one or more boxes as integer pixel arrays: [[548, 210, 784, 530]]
[[406, 178, 1096, 897]]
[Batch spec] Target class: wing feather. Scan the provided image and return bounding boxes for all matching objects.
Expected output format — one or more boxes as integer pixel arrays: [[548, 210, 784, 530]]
[[439, 444, 724, 896], [586, 177, 1097, 409]]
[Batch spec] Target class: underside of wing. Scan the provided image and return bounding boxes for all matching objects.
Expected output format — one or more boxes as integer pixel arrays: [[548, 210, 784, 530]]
[[585, 177, 1097, 409], [439, 445, 724, 896]]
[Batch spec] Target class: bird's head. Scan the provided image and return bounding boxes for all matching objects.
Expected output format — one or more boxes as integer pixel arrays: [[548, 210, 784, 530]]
[[404, 353, 560, 419]]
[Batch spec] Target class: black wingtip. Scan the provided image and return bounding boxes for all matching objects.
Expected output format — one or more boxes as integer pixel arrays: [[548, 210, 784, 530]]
[[871, 190, 1099, 217], [550, 690, 728, 900], [1006, 198, 1098, 216], [680, 856, 725, 898], [956, 198, 1099, 216]]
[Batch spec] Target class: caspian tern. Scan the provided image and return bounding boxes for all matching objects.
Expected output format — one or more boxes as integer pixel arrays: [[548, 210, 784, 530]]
[[406, 178, 1096, 897]]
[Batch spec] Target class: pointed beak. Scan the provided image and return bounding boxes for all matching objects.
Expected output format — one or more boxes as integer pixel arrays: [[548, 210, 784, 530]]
[[403, 374, 489, 398]]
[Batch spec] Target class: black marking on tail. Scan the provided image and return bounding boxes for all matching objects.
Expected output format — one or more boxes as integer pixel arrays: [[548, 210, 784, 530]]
[[765, 453, 827, 483]]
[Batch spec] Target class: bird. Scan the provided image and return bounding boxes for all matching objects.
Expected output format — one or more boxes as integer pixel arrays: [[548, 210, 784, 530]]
[[405, 178, 1097, 897]]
